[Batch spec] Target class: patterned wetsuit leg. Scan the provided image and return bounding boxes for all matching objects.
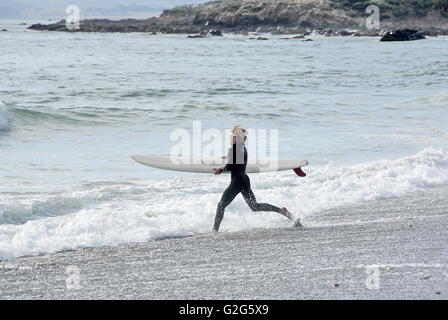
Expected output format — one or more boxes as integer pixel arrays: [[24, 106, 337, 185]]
[[214, 174, 281, 231], [213, 180, 241, 231], [240, 174, 281, 212]]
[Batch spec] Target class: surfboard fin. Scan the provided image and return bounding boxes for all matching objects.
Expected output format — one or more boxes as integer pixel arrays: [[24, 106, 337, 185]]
[[293, 167, 306, 177]]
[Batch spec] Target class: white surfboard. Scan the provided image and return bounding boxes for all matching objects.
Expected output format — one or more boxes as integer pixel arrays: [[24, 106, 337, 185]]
[[131, 155, 308, 176]]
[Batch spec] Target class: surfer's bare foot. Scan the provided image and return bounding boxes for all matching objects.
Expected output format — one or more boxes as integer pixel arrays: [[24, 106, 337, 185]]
[[280, 207, 293, 221], [294, 218, 304, 228], [279, 207, 304, 228]]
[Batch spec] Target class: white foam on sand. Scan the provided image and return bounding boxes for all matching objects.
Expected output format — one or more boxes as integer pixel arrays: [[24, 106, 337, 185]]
[[1, 147, 448, 260]]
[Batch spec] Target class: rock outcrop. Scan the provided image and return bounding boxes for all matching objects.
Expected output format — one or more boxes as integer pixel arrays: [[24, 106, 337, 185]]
[[27, 0, 448, 35], [380, 29, 427, 41]]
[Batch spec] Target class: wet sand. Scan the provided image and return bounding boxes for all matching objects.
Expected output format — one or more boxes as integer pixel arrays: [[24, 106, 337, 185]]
[[1, 186, 447, 299]]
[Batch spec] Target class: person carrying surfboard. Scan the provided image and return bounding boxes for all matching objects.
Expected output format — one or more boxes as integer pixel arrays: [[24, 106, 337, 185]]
[[213, 126, 302, 232]]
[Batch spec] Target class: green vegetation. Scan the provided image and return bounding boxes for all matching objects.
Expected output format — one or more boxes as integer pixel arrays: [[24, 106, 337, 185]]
[[331, 0, 448, 17]]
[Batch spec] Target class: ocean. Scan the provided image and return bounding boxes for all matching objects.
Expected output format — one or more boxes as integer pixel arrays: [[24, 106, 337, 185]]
[[1, 19, 448, 262]]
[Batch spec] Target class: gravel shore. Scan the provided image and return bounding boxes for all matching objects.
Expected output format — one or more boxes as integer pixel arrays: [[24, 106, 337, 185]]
[[1, 186, 447, 299]]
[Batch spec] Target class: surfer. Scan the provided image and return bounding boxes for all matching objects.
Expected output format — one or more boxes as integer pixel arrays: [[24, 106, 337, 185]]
[[212, 126, 302, 232]]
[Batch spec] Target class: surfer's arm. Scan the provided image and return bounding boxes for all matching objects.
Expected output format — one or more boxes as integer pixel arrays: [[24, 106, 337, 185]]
[[213, 163, 228, 175], [214, 151, 229, 174], [220, 147, 233, 172]]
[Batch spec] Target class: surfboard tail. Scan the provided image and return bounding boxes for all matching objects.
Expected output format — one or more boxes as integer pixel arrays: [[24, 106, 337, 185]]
[[293, 167, 307, 177]]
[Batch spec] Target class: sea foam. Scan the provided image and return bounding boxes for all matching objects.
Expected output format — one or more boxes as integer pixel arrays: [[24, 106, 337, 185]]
[[0, 148, 447, 260]]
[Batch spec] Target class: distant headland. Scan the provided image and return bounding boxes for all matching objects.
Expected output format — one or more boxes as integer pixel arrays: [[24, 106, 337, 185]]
[[28, 0, 448, 36]]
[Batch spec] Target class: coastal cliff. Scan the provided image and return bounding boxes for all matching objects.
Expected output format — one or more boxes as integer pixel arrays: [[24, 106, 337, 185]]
[[28, 0, 448, 35]]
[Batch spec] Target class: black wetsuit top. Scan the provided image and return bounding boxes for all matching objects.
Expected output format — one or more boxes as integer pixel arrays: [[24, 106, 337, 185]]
[[221, 143, 248, 178]]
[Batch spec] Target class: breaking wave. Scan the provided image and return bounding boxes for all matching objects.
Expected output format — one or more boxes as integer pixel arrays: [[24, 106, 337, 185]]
[[0, 148, 447, 260]]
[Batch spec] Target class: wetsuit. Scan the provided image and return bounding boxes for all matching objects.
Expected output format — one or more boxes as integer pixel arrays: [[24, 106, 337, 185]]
[[213, 143, 282, 231]]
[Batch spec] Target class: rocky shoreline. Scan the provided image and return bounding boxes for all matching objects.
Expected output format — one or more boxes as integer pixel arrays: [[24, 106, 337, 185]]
[[27, 0, 448, 37]]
